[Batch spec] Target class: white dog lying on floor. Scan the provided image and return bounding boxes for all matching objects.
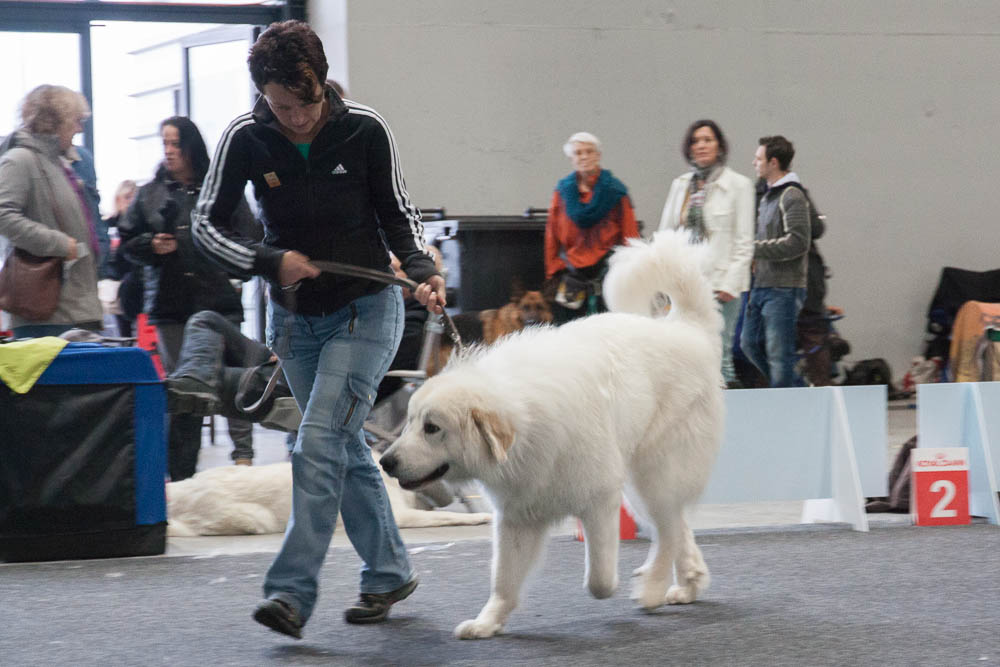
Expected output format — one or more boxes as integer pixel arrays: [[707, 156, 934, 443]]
[[166, 459, 492, 537], [380, 229, 725, 639]]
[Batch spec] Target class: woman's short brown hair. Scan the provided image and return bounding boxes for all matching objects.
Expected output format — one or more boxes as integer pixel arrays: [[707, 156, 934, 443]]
[[681, 119, 728, 164], [248, 20, 328, 103], [19, 84, 90, 135]]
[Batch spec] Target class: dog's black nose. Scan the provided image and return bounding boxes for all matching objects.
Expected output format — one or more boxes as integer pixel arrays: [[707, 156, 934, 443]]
[[380, 453, 398, 475]]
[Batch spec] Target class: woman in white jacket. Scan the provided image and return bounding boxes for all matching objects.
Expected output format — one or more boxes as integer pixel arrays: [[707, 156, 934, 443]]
[[658, 119, 754, 388]]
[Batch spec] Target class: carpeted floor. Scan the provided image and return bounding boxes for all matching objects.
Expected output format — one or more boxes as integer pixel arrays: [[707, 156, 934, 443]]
[[2, 525, 999, 666]]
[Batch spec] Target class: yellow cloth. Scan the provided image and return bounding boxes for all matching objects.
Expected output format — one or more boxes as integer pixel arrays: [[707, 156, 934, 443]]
[[0, 337, 70, 394]]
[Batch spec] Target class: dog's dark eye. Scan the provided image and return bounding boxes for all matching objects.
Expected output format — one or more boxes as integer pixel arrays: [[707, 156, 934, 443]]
[[424, 421, 441, 435]]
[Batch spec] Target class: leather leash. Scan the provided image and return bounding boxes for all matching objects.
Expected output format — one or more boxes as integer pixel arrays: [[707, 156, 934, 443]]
[[305, 259, 463, 351], [235, 259, 461, 416], [234, 360, 284, 415]]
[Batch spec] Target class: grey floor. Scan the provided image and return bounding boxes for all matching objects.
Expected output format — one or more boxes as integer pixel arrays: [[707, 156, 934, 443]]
[[10, 400, 998, 667], [5, 522, 999, 666]]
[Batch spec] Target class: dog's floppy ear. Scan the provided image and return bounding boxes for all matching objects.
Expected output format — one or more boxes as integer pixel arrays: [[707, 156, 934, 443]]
[[470, 408, 515, 463]]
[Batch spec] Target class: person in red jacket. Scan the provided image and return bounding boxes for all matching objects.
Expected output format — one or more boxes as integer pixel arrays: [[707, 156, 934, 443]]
[[544, 131, 639, 324]]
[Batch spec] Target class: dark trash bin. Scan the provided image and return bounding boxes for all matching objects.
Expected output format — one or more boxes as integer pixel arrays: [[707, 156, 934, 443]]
[[423, 212, 547, 312]]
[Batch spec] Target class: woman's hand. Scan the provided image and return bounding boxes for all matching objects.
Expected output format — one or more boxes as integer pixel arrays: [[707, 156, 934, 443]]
[[151, 233, 178, 255], [65, 236, 78, 260], [414, 274, 447, 314], [715, 290, 736, 303], [278, 250, 321, 287]]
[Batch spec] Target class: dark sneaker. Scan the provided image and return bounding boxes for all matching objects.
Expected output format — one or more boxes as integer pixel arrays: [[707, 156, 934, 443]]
[[344, 576, 419, 625], [253, 598, 303, 639], [166, 376, 220, 416]]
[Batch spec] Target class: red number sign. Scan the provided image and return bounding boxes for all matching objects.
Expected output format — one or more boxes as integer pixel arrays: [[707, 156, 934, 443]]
[[912, 447, 971, 526]]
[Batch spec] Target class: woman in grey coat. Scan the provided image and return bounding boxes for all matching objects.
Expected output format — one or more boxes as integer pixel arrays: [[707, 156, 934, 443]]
[[0, 85, 103, 338]]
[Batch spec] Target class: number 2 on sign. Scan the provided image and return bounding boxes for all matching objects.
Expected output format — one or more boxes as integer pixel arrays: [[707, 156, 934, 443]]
[[912, 447, 969, 526], [929, 479, 958, 518]]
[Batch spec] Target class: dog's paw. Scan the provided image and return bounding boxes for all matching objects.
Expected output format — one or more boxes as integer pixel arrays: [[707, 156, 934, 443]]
[[636, 589, 667, 611], [454, 618, 502, 640], [665, 584, 696, 605], [630, 577, 666, 611]]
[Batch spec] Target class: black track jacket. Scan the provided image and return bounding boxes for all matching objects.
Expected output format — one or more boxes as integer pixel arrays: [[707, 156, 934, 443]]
[[192, 86, 436, 316]]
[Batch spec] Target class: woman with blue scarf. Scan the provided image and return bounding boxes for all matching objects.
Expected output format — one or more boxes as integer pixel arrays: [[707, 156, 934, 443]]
[[544, 132, 639, 324]]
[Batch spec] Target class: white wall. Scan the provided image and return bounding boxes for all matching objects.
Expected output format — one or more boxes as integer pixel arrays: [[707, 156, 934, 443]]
[[308, 0, 349, 92], [312, 1, 1000, 379]]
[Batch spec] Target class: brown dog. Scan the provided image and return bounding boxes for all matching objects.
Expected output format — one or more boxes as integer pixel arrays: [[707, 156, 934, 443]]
[[484, 289, 553, 342], [430, 286, 553, 375]]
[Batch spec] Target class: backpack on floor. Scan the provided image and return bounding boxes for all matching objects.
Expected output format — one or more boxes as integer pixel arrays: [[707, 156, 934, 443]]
[[866, 435, 917, 513], [845, 358, 893, 386]]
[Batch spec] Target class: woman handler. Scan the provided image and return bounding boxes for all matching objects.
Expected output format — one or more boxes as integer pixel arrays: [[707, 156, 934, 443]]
[[192, 20, 445, 638]]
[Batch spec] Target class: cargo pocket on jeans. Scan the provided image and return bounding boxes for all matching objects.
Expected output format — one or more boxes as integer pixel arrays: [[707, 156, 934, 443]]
[[267, 311, 295, 360], [338, 374, 376, 434]]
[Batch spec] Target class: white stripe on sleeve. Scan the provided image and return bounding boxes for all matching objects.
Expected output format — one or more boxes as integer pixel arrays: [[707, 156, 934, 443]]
[[192, 114, 257, 272]]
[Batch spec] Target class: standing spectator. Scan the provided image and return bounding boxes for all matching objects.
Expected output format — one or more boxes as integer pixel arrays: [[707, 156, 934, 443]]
[[69, 144, 113, 281], [105, 180, 140, 337], [118, 116, 260, 479], [794, 187, 842, 385], [191, 20, 443, 637], [69, 145, 118, 336], [658, 120, 754, 388], [545, 131, 639, 324], [0, 85, 103, 338], [740, 135, 812, 387]]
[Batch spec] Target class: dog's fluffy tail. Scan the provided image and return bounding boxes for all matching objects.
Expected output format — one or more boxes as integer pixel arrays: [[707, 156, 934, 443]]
[[603, 228, 722, 336]]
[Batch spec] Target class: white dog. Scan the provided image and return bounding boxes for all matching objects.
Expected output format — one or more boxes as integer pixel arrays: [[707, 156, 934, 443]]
[[166, 459, 492, 537], [380, 229, 724, 639]]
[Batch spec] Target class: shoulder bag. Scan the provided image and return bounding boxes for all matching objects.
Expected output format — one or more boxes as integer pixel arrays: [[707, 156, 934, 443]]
[[0, 248, 63, 320], [0, 154, 69, 321]]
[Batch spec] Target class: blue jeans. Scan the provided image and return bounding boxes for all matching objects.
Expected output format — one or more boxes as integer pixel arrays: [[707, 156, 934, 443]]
[[171, 311, 272, 462], [739, 286, 806, 388], [720, 296, 743, 384], [263, 287, 412, 624]]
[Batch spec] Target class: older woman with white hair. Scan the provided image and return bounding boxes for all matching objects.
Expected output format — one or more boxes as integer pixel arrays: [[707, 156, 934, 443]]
[[0, 84, 103, 338], [544, 131, 639, 324]]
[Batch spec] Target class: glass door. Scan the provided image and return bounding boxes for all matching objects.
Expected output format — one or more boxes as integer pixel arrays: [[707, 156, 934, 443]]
[[0, 31, 82, 137], [183, 27, 263, 339], [89, 21, 262, 338], [185, 26, 257, 157]]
